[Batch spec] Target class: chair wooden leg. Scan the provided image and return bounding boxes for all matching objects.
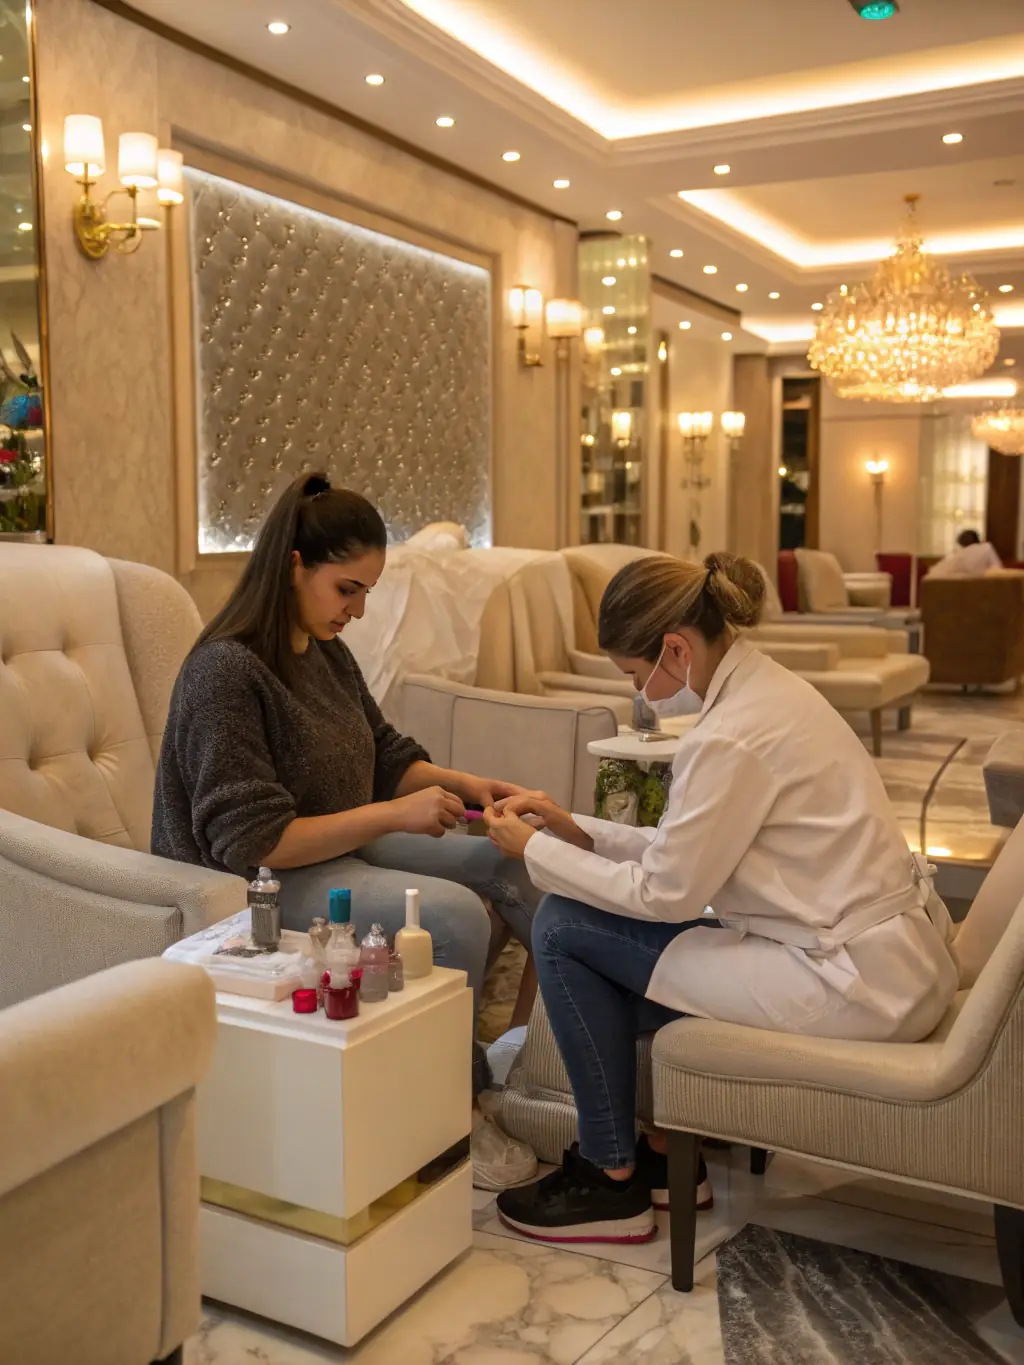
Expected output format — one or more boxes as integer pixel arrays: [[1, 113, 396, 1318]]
[[870, 709, 883, 758], [995, 1204, 1024, 1327], [668, 1130, 699, 1292], [750, 1146, 769, 1176], [509, 953, 538, 1030]]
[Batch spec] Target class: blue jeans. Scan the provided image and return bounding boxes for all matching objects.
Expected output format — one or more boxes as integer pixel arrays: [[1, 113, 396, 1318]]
[[276, 831, 537, 1011], [533, 894, 704, 1169]]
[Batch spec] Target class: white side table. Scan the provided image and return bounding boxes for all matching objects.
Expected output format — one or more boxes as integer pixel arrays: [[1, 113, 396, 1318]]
[[196, 968, 473, 1347]]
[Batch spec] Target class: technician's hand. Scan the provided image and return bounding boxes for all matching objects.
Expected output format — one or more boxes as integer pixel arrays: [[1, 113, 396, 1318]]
[[457, 773, 528, 811], [391, 785, 465, 838], [493, 792, 594, 851], [483, 806, 537, 860]]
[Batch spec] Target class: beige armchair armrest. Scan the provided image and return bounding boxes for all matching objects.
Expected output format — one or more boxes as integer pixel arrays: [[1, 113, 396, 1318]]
[[843, 572, 892, 609], [751, 623, 892, 658], [750, 641, 840, 672], [0, 808, 246, 1007], [0, 958, 216, 1199], [536, 670, 637, 699]]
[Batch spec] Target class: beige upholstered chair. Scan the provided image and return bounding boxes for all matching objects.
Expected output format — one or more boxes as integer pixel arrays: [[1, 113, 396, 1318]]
[[0, 545, 245, 1008], [0, 957, 217, 1364], [654, 817, 1024, 1319]]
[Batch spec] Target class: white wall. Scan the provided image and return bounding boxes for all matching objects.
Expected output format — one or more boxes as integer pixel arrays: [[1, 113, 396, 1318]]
[[652, 293, 732, 559], [818, 384, 923, 571]]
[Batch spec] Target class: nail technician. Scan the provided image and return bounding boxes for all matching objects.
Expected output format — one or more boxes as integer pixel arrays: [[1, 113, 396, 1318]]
[[484, 552, 959, 1245]]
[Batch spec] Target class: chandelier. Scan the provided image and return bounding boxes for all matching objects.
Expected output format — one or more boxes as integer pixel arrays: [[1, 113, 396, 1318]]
[[808, 195, 1000, 402], [972, 408, 1024, 456]]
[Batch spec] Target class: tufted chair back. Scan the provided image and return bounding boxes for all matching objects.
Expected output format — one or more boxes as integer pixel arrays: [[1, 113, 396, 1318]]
[[0, 546, 201, 852]]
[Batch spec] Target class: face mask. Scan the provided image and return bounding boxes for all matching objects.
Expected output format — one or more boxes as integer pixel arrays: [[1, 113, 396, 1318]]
[[640, 644, 700, 718]]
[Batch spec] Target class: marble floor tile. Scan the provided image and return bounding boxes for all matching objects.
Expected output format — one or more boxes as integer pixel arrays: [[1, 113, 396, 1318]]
[[715, 1223, 1009, 1364], [188, 1231, 667, 1365], [575, 1263, 724, 1365]]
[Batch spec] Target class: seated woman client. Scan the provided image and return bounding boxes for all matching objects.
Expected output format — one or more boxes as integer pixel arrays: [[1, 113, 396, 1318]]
[[485, 552, 958, 1245], [153, 472, 537, 1020]]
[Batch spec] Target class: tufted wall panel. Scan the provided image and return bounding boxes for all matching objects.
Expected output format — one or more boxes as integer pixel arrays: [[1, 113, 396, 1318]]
[[188, 169, 493, 553]]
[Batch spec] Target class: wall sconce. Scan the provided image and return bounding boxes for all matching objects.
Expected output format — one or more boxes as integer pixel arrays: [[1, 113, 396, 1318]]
[[509, 285, 544, 367], [677, 411, 714, 448], [64, 115, 183, 260], [582, 326, 605, 354], [611, 410, 632, 445], [866, 458, 889, 551], [721, 410, 746, 444], [545, 297, 582, 361], [678, 412, 713, 553]]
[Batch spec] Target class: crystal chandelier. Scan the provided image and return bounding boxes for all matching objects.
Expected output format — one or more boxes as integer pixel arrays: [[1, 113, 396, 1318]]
[[808, 196, 1000, 403], [972, 408, 1024, 456]]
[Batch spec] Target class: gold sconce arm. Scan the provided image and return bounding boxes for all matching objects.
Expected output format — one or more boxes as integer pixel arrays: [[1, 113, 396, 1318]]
[[73, 182, 146, 259]]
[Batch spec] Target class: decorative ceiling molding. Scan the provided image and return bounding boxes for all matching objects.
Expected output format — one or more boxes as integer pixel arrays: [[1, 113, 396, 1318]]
[[353, 4, 1024, 145], [672, 190, 1024, 273]]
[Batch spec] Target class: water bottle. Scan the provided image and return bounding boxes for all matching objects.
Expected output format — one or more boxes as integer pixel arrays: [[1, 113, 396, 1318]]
[[359, 923, 391, 1002]]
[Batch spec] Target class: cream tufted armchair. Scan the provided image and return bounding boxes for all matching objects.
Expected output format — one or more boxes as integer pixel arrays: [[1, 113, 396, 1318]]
[[0, 545, 245, 1009]]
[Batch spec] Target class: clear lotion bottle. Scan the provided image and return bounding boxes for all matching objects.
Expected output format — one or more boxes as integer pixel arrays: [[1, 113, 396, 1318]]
[[395, 888, 433, 979]]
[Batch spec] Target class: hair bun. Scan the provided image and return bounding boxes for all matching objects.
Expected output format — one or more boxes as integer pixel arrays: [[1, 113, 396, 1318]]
[[302, 473, 331, 498], [701, 551, 766, 630]]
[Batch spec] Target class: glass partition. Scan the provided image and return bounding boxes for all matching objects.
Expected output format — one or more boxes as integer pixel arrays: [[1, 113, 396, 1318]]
[[0, 0, 46, 540]]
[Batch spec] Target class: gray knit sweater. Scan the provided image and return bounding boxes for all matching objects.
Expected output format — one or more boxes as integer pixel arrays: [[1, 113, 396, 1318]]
[[151, 637, 429, 876]]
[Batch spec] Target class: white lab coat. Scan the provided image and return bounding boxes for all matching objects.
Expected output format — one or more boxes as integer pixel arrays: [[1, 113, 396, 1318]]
[[525, 639, 959, 1043]]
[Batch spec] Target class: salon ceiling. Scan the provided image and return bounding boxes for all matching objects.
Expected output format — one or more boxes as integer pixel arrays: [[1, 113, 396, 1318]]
[[127, 0, 1024, 349]]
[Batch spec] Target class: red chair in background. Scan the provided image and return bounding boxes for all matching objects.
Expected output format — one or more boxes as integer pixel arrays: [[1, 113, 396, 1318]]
[[777, 550, 800, 613]]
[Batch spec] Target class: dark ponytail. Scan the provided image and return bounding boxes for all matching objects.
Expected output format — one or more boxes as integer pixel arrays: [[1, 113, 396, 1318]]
[[196, 472, 387, 684]]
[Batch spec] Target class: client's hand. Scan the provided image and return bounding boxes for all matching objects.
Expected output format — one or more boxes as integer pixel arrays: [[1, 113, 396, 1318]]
[[483, 806, 537, 860], [493, 793, 594, 852], [390, 785, 465, 838], [457, 772, 527, 810]]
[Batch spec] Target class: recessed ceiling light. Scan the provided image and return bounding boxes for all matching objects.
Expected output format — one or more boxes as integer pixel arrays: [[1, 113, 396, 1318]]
[[1004, 358, 1017, 367], [602, 276, 617, 286], [713, 164, 731, 175], [602, 305, 616, 315], [553, 178, 570, 189], [721, 331, 733, 341], [502, 150, 521, 162], [610, 367, 622, 376], [22, 75, 29, 83], [22, 123, 30, 132], [735, 283, 748, 293], [999, 284, 1014, 293], [365, 73, 385, 86], [669, 248, 684, 259], [267, 20, 290, 34], [942, 131, 963, 145], [768, 291, 780, 299], [627, 326, 638, 335], [703, 265, 717, 275], [18, 222, 32, 232], [811, 302, 823, 310], [606, 209, 622, 221], [616, 258, 626, 266], [679, 320, 692, 330], [435, 116, 455, 128]]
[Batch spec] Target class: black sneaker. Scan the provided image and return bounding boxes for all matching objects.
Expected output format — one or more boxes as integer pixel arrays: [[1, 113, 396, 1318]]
[[496, 1145, 655, 1244], [636, 1134, 714, 1213]]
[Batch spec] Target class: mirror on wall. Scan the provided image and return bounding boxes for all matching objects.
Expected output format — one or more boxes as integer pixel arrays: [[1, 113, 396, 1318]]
[[0, 0, 46, 540]]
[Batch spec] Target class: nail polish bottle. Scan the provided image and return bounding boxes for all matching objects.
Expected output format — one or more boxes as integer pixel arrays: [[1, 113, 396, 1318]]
[[395, 889, 433, 979], [248, 866, 281, 950], [389, 949, 404, 992]]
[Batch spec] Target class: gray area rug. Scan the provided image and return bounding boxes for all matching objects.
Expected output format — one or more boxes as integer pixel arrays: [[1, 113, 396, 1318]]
[[717, 1223, 1008, 1364]]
